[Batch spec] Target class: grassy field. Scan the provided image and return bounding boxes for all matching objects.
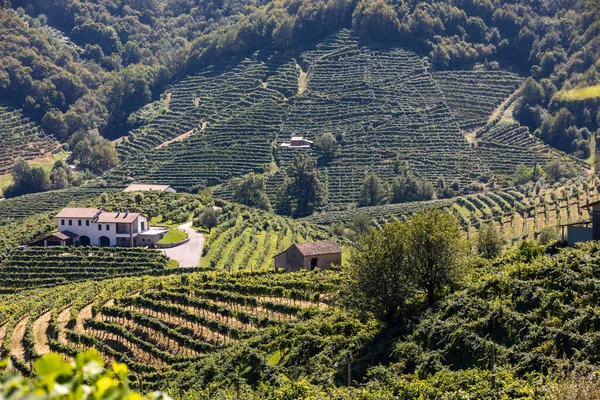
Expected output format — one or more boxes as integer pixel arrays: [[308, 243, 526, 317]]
[[158, 229, 189, 244]]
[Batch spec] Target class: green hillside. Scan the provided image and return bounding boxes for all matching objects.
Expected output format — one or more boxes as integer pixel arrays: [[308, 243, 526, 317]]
[[107, 31, 581, 208]]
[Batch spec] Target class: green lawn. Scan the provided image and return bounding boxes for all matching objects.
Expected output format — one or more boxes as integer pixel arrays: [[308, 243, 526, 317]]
[[0, 150, 67, 196], [158, 229, 189, 244]]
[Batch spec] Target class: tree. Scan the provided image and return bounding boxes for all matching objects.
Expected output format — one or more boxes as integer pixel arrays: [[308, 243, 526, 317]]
[[358, 172, 387, 207], [477, 222, 505, 259], [4, 158, 51, 198], [391, 174, 434, 203], [513, 163, 545, 185], [344, 222, 413, 325], [544, 159, 576, 183], [199, 207, 219, 233], [279, 154, 327, 217], [352, 0, 400, 42], [233, 172, 271, 211], [314, 132, 338, 158], [405, 208, 468, 307]]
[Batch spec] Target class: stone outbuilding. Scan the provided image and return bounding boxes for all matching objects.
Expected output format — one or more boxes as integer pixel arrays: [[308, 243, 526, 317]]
[[274, 240, 342, 272]]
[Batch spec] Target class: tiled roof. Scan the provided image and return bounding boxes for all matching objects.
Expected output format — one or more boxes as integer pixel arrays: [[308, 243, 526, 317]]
[[55, 208, 100, 219], [96, 211, 142, 223], [124, 184, 173, 192], [52, 231, 79, 240], [285, 241, 342, 257]]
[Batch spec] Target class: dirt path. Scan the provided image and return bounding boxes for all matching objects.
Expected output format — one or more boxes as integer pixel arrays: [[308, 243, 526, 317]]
[[32, 310, 51, 355], [155, 128, 195, 150], [10, 315, 29, 362], [0, 323, 6, 347], [57, 307, 71, 344], [487, 82, 525, 124], [296, 63, 308, 95], [165, 92, 172, 112], [76, 304, 93, 334]]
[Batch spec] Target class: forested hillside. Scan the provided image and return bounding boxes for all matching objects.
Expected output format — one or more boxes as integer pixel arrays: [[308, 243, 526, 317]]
[[1, 0, 599, 201]]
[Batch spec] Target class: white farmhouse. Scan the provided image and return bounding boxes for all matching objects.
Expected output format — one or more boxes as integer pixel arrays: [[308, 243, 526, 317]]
[[123, 184, 177, 193], [33, 207, 168, 247]]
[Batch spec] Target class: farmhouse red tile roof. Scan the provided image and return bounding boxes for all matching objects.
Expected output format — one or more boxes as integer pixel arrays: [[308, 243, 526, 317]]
[[55, 208, 99, 219], [96, 211, 142, 223], [55, 208, 142, 223], [293, 241, 342, 256]]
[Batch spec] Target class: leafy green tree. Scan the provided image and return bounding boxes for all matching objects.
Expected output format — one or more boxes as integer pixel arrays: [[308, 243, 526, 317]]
[[405, 208, 468, 307], [477, 222, 505, 259], [357, 172, 388, 207], [352, 0, 400, 41], [199, 207, 219, 233], [513, 163, 545, 185], [4, 158, 51, 198], [314, 132, 338, 157], [233, 172, 271, 211], [279, 154, 327, 218], [544, 159, 576, 183], [344, 222, 413, 325], [391, 174, 434, 203]]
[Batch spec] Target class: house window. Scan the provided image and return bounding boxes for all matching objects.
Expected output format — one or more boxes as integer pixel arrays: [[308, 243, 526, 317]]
[[106, 225, 110, 231], [141, 221, 145, 231], [61, 219, 65, 226], [98, 225, 102, 231], [68, 220, 72, 226], [86, 220, 90, 226], [78, 220, 82, 226]]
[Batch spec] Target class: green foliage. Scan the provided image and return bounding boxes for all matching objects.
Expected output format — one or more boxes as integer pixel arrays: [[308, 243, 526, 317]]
[[314, 132, 338, 158], [345, 208, 467, 325], [3, 158, 51, 198], [0, 350, 168, 399], [513, 163, 545, 186], [476, 222, 505, 259], [279, 154, 327, 218], [69, 130, 119, 173], [233, 173, 271, 211], [357, 172, 388, 207], [352, 0, 400, 42], [390, 173, 434, 204], [198, 207, 219, 233]]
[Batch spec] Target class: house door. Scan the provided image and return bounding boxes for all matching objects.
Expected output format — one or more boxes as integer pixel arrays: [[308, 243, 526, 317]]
[[310, 257, 318, 270], [79, 236, 90, 246], [99, 236, 110, 247]]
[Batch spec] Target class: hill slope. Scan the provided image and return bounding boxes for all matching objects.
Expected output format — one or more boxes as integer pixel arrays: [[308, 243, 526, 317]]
[[108, 30, 581, 206]]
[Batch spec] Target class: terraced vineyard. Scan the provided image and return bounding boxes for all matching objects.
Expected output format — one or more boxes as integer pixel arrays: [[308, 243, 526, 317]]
[[306, 178, 598, 244], [0, 186, 122, 223], [0, 270, 341, 387], [199, 202, 342, 271], [433, 70, 522, 129], [106, 30, 578, 206], [0, 247, 169, 292], [0, 103, 57, 175]]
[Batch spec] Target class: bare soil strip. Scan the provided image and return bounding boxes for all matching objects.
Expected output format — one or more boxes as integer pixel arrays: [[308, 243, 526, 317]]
[[76, 304, 93, 334], [297, 63, 308, 95], [57, 307, 71, 344], [32, 310, 51, 355], [154, 128, 197, 149], [10, 315, 29, 362]]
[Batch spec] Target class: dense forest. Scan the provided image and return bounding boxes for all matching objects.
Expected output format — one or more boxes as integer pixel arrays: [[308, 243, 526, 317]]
[[1, 0, 599, 160]]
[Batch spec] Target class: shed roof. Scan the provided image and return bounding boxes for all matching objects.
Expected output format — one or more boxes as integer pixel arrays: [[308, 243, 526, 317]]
[[52, 230, 79, 240], [56, 208, 100, 219], [276, 240, 342, 257], [124, 184, 173, 192], [582, 200, 600, 208]]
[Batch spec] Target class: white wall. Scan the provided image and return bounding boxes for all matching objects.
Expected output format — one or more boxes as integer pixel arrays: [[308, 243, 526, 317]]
[[57, 215, 148, 246]]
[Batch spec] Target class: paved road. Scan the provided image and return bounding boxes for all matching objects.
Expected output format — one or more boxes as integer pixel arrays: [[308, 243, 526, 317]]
[[162, 222, 204, 268]]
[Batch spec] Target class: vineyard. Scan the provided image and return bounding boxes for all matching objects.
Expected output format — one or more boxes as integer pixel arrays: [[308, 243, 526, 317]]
[[0, 247, 169, 292], [305, 177, 599, 244], [0, 186, 122, 223], [0, 103, 57, 176], [104, 30, 577, 206], [0, 270, 345, 389], [198, 202, 343, 271]]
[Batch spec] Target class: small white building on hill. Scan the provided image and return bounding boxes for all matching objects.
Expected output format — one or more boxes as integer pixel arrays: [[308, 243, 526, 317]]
[[124, 184, 176, 193]]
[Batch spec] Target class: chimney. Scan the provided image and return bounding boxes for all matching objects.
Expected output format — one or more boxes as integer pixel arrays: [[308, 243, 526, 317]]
[[116, 208, 120, 217], [124, 209, 129, 218]]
